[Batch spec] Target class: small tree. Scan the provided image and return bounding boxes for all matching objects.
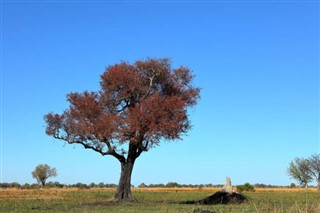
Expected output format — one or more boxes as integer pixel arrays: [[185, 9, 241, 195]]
[[32, 164, 57, 186], [308, 153, 320, 191], [287, 158, 312, 188]]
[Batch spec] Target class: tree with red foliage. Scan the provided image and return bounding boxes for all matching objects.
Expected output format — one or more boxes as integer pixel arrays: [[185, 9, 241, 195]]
[[44, 58, 200, 201]]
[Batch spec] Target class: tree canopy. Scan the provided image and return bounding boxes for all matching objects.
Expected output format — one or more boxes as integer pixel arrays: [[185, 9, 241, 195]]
[[45, 58, 199, 159]]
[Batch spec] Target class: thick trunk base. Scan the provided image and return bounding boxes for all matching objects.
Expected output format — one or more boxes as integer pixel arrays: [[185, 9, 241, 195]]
[[115, 160, 135, 202], [115, 187, 133, 202]]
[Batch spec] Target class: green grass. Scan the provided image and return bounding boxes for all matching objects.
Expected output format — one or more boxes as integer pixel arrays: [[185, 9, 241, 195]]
[[0, 189, 319, 212]]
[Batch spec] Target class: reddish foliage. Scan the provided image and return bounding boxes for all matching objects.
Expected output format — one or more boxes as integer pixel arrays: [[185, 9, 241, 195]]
[[44, 58, 200, 161]]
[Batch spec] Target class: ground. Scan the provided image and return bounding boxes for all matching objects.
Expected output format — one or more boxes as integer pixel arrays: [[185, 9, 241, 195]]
[[0, 187, 319, 212]]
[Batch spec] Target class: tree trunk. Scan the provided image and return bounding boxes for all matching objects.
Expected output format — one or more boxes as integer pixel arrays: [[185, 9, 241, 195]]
[[317, 179, 320, 191], [115, 158, 135, 201]]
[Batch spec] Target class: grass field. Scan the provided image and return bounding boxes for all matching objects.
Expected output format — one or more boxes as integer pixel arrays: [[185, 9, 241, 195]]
[[0, 188, 319, 212]]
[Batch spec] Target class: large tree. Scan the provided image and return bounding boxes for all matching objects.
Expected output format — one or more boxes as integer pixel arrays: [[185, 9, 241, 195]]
[[287, 157, 313, 188], [44, 58, 200, 201], [32, 164, 57, 186]]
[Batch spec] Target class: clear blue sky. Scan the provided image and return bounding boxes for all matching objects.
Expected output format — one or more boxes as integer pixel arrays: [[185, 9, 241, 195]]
[[1, 1, 319, 186]]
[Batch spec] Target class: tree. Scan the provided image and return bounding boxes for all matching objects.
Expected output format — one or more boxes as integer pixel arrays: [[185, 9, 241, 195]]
[[308, 153, 320, 191], [287, 158, 312, 188], [44, 58, 200, 201], [32, 164, 57, 186]]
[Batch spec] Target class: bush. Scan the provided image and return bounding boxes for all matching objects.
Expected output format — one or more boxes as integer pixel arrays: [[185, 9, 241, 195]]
[[46, 181, 64, 188], [98, 182, 105, 188], [138, 183, 147, 188], [166, 182, 180, 188], [290, 183, 296, 188], [74, 183, 89, 189], [237, 183, 255, 192], [21, 183, 30, 189]]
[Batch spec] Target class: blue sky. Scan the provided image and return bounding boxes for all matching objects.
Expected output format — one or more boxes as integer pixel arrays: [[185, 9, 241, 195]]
[[1, 1, 319, 186]]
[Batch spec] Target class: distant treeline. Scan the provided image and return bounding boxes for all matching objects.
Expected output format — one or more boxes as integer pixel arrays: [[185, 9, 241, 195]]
[[0, 182, 116, 189], [137, 182, 300, 189], [0, 182, 304, 189], [138, 182, 222, 188]]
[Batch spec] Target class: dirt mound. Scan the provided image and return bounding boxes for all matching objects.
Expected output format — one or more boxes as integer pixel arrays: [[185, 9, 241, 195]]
[[199, 191, 247, 204], [183, 191, 247, 205]]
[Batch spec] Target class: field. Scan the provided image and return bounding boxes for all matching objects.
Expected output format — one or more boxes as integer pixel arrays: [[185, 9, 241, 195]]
[[0, 188, 320, 213]]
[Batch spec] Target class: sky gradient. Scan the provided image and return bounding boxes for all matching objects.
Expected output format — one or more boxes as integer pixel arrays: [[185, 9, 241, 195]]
[[1, 1, 319, 186]]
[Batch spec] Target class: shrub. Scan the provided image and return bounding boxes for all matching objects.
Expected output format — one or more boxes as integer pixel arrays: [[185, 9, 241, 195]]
[[237, 183, 255, 192], [74, 183, 89, 189], [166, 182, 180, 188], [290, 183, 297, 188], [138, 183, 147, 188], [46, 181, 64, 188]]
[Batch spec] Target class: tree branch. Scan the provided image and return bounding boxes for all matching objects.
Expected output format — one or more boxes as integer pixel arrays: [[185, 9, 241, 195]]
[[54, 135, 108, 155], [53, 135, 126, 163], [106, 145, 126, 163]]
